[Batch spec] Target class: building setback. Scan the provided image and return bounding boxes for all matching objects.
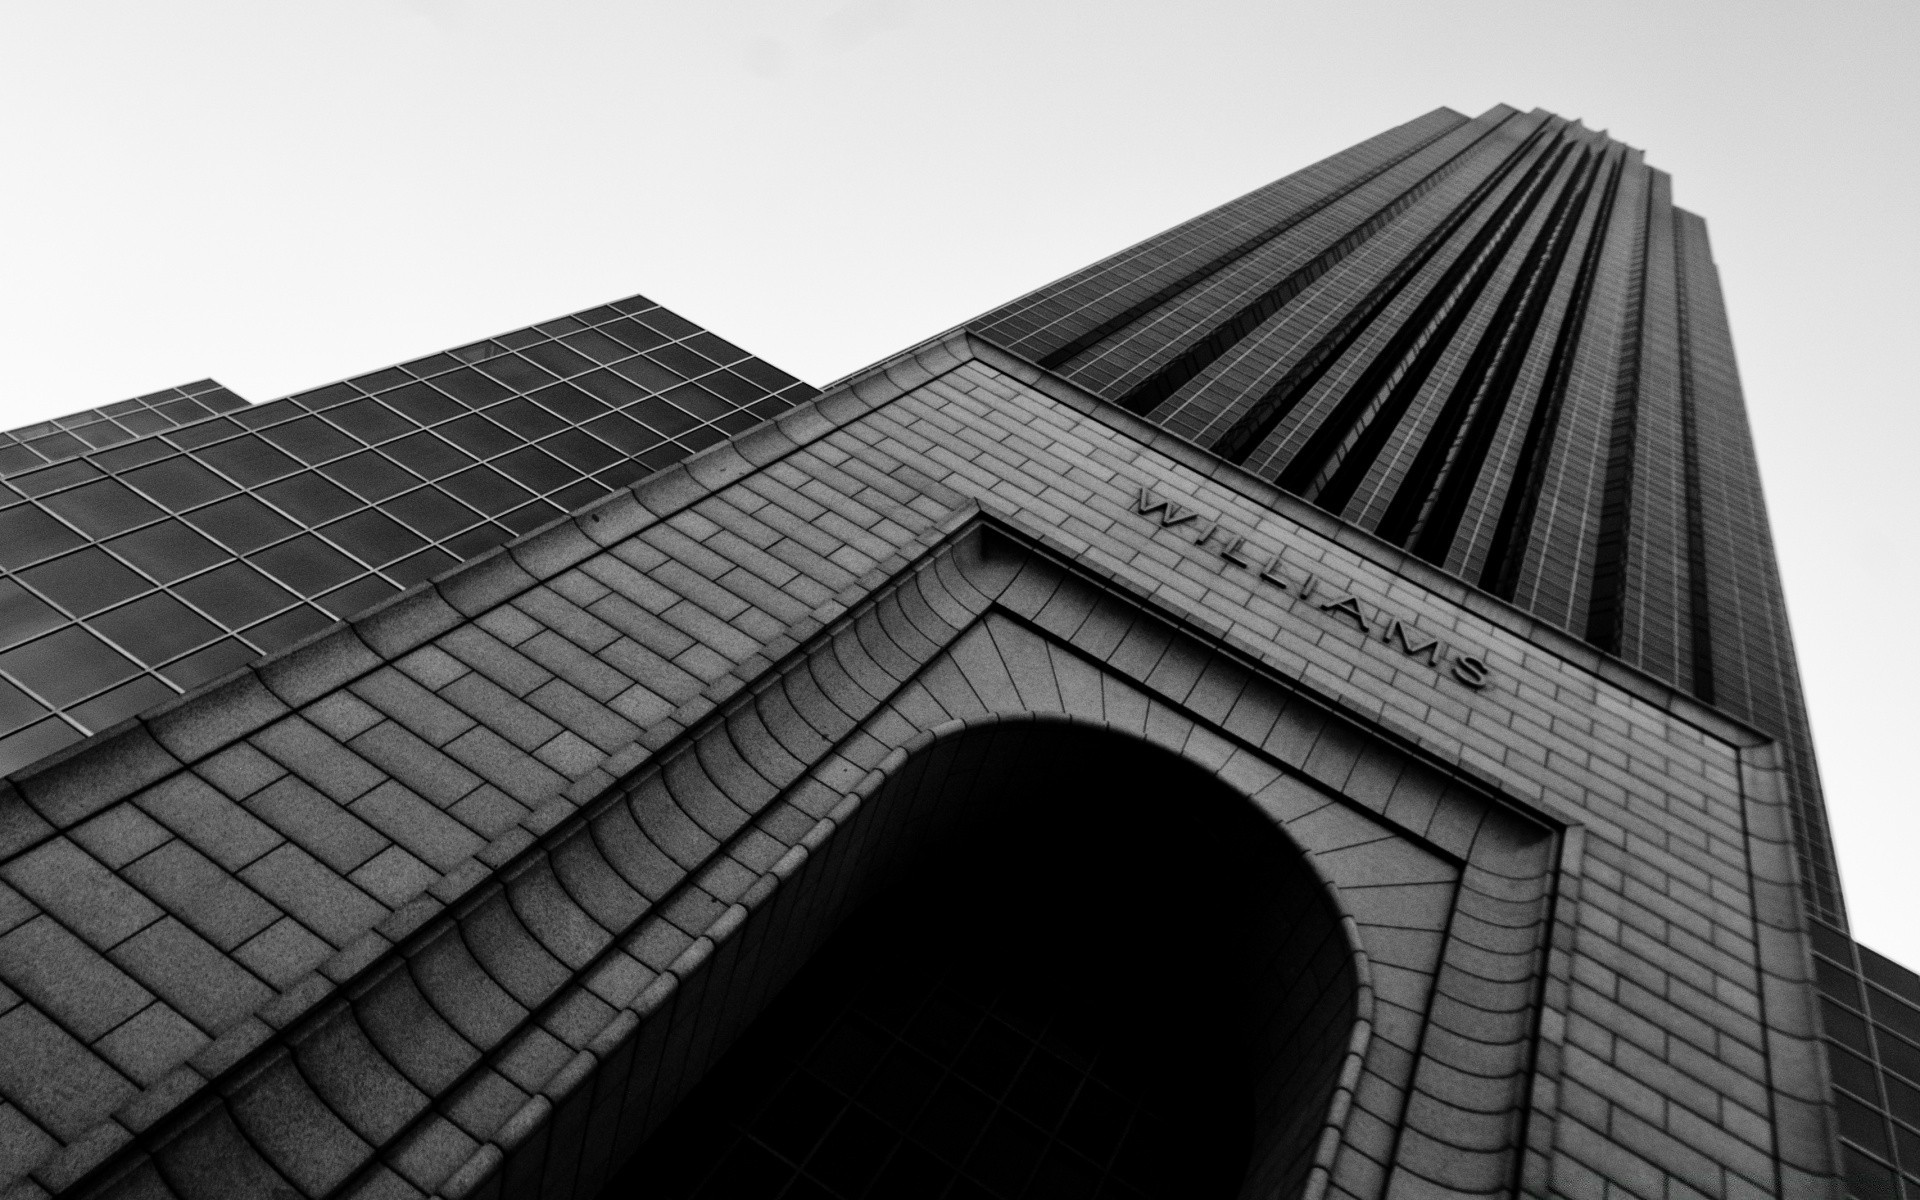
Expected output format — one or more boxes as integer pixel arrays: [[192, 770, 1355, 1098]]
[[0, 104, 1892, 1198]]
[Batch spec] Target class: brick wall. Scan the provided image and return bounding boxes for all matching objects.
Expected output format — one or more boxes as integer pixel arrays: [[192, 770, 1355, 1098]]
[[0, 332, 1836, 1199]]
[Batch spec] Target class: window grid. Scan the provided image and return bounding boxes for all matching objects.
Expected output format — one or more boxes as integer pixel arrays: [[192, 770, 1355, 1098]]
[[1813, 923, 1920, 1199], [0, 295, 818, 773]]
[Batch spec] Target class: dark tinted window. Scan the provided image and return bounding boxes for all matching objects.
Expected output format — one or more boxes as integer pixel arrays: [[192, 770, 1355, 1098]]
[[322, 510, 424, 566], [12, 460, 100, 496], [39, 479, 162, 539], [1819, 956, 1863, 1008], [69, 676, 177, 736], [584, 413, 663, 455], [432, 369, 512, 408], [324, 399, 415, 444], [613, 357, 686, 393], [1829, 1043, 1883, 1103], [500, 500, 561, 535], [534, 381, 613, 420], [0, 580, 64, 651], [380, 487, 476, 540], [0, 626, 139, 706], [598, 460, 652, 490], [387, 548, 459, 589], [634, 308, 701, 338], [551, 479, 608, 513], [231, 399, 298, 429], [176, 562, 297, 627], [352, 368, 411, 394], [0, 676, 50, 738], [161, 638, 259, 691], [1839, 1093, 1893, 1159], [440, 415, 521, 460], [540, 429, 622, 474], [384, 381, 466, 426], [166, 417, 241, 450], [476, 355, 557, 391], [92, 438, 175, 473], [665, 384, 734, 422], [74, 423, 135, 450], [151, 399, 209, 425], [0, 719, 80, 775], [648, 344, 715, 378], [116, 411, 173, 437], [244, 606, 332, 654], [1880, 1030, 1920, 1087], [484, 398, 566, 440], [250, 535, 360, 594], [92, 594, 221, 666], [382, 432, 473, 481], [20, 548, 149, 616], [0, 445, 44, 475], [1887, 1073, 1920, 1129], [1865, 948, 1920, 1009], [186, 495, 298, 554], [521, 341, 594, 377], [107, 521, 230, 583], [702, 371, 766, 406], [599, 319, 668, 352], [316, 575, 398, 620], [259, 416, 360, 465], [321, 451, 416, 503], [685, 333, 749, 365], [561, 330, 631, 363], [444, 524, 511, 559], [493, 447, 576, 494], [260, 474, 360, 525], [439, 467, 531, 515], [733, 359, 803, 392], [401, 353, 458, 379], [633, 398, 698, 437], [0, 505, 85, 569], [714, 410, 760, 437], [122, 457, 236, 510], [197, 436, 301, 486], [291, 383, 358, 411]]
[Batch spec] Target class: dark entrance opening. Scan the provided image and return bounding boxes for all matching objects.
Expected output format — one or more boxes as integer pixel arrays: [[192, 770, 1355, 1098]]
[[597, 720, 1360, 1200]]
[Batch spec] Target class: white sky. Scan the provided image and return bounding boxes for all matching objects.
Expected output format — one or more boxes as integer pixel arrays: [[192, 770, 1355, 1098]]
[[4, 1, 1917, 963]]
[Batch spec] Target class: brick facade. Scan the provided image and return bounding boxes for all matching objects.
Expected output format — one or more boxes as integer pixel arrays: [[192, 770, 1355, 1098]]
[[0, 332, 1838, 1198]]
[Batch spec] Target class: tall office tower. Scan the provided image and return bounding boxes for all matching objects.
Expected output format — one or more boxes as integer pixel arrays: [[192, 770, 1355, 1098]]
[[967, 103, 1835, 926], [0, 105, 1885, 1200], [968, 105, 1920, 1200]]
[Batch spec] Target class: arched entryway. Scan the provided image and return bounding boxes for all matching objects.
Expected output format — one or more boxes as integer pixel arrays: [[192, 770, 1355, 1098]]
[[598, 718, 1367, 1200]]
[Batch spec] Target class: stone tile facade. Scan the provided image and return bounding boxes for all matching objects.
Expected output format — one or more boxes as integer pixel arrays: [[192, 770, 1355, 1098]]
[[0, 333, 1837, 1198]]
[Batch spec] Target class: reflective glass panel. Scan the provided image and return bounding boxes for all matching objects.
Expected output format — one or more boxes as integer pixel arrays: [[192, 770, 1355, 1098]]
[[0, 626, 140, 706], [20, 548, 149, 616]]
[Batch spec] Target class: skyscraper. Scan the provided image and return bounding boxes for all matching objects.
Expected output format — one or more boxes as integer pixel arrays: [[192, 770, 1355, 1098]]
[[0, 104, 1888, 1198]]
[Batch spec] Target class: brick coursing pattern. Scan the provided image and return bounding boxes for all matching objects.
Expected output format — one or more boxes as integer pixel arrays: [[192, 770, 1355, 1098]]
[[0, 332, 1835, 1200]]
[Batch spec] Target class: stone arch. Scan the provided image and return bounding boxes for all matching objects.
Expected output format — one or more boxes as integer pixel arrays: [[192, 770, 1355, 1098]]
[[595, 714, 1374, 1200], [53, 529, 1532, 1200]]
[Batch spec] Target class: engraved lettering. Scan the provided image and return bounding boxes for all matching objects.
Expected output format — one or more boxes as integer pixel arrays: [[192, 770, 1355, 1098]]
[[1218, 536, 1256, 569], [1316, 594, 1369, 633], [1450, 654, 1491, 689], [1382, 618, 1442, 667], [1134, 486, 1198, 527], [1118, 484, 1490, 689]]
